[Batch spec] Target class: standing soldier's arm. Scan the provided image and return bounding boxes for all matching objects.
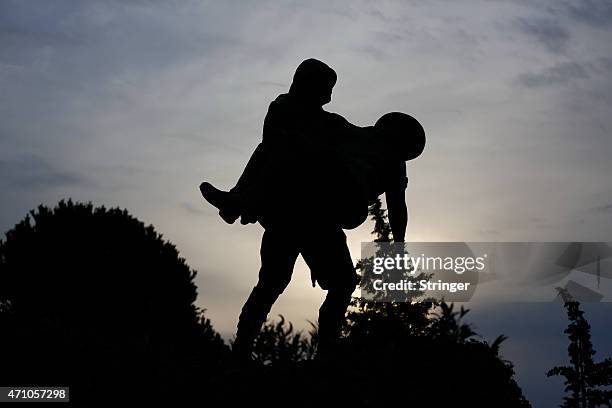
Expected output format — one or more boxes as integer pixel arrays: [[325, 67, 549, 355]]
[[386, 187, 407, 242], [385, 161, 409, 242]]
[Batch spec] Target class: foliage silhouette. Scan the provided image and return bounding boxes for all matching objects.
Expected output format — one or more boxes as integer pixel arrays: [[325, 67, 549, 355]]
[[0, 200, 228, 403], [547, 296, 612, 408], [248, 315, 317, 365], [369, 197, 393, 242], [0, 199, 533, 406]]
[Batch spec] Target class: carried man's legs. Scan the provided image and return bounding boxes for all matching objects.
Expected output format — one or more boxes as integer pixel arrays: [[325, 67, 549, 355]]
[[200, 143, 268, 225]]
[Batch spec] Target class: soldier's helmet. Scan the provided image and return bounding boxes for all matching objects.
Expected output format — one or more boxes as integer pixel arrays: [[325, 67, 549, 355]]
[[375, 112, 426, 161]]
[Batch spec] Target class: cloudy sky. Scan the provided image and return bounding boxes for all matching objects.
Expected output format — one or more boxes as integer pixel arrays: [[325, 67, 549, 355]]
[[1, 1, 612, 405]]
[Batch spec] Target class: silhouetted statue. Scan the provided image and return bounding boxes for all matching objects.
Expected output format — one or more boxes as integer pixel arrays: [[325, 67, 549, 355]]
[[199, 58, 426, 358]]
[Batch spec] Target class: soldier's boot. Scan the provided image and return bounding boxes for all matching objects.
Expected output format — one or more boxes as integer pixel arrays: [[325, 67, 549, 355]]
[[316, 285, 354, 359], [199, 182, 240, 224]]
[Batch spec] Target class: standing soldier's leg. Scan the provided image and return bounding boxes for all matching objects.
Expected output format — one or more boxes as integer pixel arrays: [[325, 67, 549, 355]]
[[234, 228, 298, 358], [317, 278, 356, 353], [301, 229, 359, 355]]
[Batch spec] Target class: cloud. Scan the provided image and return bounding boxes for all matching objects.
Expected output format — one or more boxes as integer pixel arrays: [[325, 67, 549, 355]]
[[181, 202, 213, 216], [515, 17, 570, 54], [594, 203, 612, 213], [516, 61, 589, 88], [562, 0, 612, 28], [0, 155, 89, 189], [597, 56, 612, 72]]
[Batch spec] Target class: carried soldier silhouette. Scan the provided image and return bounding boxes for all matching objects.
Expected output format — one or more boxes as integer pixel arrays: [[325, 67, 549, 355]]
[[200, 59, 425, 358]]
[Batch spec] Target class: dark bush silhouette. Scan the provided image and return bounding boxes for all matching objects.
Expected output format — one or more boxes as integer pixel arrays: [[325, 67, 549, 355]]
[[249, 315, 317, 365], [214, 299, 530, 407], [548, 293, 612, 408], [0, 200, 228, 403], [339, 199, 529, 406], [339, 299, 530, 407]]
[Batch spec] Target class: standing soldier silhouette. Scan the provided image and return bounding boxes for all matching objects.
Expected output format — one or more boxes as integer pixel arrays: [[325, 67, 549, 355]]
[[200, 59, 425, 358]]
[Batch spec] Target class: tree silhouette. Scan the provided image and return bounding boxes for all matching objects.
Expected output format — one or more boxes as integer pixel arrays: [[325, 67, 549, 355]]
[[341, 198, 530, 407], [349, 197, 434, 342], [356, 197, 429, 303], [0, 200, 228, 403], [369, 197, 392, 242], [547, 295, 612, 408]]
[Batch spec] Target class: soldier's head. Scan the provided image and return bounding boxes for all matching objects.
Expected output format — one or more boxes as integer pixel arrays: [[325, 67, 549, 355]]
[[375, 112, 426, 161], [289, 58, 337, 107]]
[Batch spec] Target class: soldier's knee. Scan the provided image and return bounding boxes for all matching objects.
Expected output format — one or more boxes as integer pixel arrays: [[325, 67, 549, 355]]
[[254, 276, 291, 298], [332, 271, 360, 294]]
